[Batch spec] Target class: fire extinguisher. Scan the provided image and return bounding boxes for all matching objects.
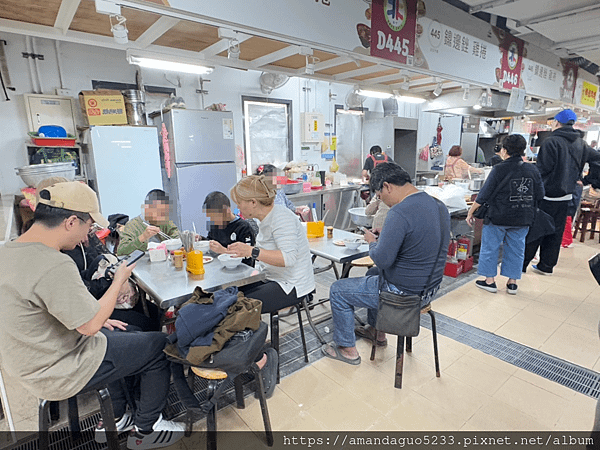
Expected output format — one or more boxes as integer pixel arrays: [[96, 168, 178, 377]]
[[457, 235, 471, 260], [447, 237, 458, 262]]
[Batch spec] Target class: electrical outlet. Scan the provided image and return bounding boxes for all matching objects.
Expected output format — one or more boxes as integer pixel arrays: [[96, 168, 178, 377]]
[[55, 88, 74, 97]]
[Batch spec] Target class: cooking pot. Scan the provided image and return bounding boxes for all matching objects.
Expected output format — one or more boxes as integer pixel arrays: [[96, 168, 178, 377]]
[[469, 179, 485, 191]]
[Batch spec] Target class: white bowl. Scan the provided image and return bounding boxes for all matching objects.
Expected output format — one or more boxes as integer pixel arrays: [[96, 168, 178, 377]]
[[164, 238, 182, 251], [344, 238, 362, 250], [194, 241, 210, 252], [348, 207, 374, 228], [218, 253, 243, 269]]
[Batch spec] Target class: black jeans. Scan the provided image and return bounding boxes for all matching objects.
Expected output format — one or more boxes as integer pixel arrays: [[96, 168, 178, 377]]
[[523, 200, 569, 273], [239, 281, 298, 314], [81, 329, 169, 431]]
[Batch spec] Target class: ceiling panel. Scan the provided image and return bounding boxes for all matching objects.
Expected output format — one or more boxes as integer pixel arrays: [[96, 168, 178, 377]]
[[353, 68, 399, 81], [70, 2, 162, 40], [0, 0, 61, 27], [530, 10, 600, 43], [217, 36, 289, 61], [153, 21, 220, 52], [318, 61, 374, 76], [273, 50, 338, 70]]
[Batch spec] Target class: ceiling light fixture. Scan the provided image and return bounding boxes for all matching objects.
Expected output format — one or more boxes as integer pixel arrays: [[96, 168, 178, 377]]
[[358, 89, 393, 99], [127, 50, 214, 75], [304, 55, 319, 75], [227, 38, 240, 60], [462, 85, 470, 101], [486, 88, 493, 107], [433, 81, 443, 97], [401, 77, 410, 91], [110, 14, 128, 44]]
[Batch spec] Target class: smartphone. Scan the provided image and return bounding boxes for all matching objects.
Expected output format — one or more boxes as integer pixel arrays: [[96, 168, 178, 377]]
[[125, 249, 145, 266], [358, 226, 369, 233], [109, 250, 145, 275]]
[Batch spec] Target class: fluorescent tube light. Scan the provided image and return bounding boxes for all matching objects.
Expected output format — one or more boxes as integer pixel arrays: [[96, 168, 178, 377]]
[[358, 89, 393, 99], [127, 52, 214, 75]]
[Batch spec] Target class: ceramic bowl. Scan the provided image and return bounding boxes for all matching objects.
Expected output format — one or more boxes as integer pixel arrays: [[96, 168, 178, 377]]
[[194, 241, 210, 252], [218, 253, 243, 269], [164, 238, 182, 251], [344, 238, 363, 250]]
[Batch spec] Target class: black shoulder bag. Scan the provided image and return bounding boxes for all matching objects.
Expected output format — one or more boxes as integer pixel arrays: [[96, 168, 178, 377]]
[[473, 164, 519, 219], [375, 199, 448, 337]]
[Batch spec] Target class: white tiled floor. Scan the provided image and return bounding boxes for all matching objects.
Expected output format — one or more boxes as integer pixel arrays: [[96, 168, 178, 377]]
[[1, 239, 599, 448]]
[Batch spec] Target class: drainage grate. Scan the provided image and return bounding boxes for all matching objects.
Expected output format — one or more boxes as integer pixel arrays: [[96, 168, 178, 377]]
[[418, 312, 600, 399]]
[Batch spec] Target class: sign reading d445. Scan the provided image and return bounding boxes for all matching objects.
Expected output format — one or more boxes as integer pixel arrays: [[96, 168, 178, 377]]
[[370, 0, 417, 65]]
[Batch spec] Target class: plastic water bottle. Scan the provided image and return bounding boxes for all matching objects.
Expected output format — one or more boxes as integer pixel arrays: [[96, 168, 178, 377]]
[[311, 203, 319, 222]]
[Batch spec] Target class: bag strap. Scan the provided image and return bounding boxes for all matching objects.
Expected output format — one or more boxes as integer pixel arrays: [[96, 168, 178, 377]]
[[419, 198, 448, 297]]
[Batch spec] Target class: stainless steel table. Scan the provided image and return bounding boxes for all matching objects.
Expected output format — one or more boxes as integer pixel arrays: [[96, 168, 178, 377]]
[[132, 255, 266, 309], [306, 228, 372, 344]]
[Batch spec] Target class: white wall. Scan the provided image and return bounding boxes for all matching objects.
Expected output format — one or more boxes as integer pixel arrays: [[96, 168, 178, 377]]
[[0, 32, 424, 195]]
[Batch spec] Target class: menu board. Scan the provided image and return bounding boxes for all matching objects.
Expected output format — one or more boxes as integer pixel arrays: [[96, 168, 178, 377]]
[[580, 81, 598, 108]]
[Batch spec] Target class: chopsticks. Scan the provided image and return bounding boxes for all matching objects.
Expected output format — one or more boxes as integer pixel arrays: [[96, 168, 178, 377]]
[[142, 221, 171, 240]]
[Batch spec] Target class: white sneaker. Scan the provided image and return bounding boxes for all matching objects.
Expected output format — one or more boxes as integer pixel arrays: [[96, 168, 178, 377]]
[[126, 414, 185, 449], [95, 408, 134, 443]]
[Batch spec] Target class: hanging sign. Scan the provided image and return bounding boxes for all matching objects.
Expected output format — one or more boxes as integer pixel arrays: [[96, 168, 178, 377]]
[[370, 0, 418, 65], [581, 81, 598, 108], [496, 28, 525, 90], [560, 60, 579, 104]]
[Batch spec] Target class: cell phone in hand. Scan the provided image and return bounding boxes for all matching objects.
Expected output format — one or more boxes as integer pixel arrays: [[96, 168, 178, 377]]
[[108, 250, 144, 275], [359, 226, 368, 233]]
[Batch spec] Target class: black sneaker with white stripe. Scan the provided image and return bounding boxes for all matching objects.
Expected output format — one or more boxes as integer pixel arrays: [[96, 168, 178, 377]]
[[126, 414, 185, 449], [475, 279, 497, 293]]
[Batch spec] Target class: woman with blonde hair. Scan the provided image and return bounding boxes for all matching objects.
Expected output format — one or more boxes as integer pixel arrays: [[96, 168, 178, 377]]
[[444, 145, 484, 180], [227, 175, 315, 313]]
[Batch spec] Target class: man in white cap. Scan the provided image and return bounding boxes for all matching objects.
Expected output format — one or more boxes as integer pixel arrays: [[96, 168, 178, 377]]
[[0, 181, 184, 449], [523, 109, 600, 275]]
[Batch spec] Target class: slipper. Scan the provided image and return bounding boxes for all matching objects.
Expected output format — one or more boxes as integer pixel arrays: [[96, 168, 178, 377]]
[[355, 325, 387, 347], [257, 348, 278, 399], [320, 344, 361, 365]]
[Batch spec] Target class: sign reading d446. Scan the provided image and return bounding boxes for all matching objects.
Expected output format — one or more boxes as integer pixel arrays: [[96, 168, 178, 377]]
[[370, 0, 417, 65]]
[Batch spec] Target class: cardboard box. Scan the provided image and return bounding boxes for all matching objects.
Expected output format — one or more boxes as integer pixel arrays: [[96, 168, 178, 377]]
[[79, 90, 127, 126], [444, 260, 464, 278]]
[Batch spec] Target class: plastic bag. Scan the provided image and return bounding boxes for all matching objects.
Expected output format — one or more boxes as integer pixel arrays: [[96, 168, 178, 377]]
[[424, 185, 468, 210], [419, 145, 429, 161]]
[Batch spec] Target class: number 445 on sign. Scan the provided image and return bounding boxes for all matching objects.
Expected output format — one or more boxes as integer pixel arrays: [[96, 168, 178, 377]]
[[376, 31, 410, 56]]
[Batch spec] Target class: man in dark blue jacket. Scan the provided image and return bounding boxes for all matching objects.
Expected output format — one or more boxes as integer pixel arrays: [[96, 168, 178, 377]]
[[523, 109, 600, 275]]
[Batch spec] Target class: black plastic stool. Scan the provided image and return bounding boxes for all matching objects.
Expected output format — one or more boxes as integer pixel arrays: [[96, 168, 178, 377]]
[[39, 386, 119, 450]]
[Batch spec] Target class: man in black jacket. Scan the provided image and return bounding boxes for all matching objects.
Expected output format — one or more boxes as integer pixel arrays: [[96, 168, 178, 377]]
[[523, 109, 600, 274]]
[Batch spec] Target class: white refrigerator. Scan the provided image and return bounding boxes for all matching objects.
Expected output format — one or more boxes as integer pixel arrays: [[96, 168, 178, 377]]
[[155, 109, 238, 235], [83, 126, 163, 221]]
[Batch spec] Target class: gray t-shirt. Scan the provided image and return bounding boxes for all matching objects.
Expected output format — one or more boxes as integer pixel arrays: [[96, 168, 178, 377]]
[[369, 191, 451, 294], [0, 241, 106, 400]]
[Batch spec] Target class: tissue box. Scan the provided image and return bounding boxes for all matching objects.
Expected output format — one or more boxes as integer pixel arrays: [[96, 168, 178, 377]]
[[148, 243, 167, 262]]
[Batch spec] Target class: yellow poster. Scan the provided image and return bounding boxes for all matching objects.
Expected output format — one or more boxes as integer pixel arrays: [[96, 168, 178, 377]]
[[581, 81, 598, 107]]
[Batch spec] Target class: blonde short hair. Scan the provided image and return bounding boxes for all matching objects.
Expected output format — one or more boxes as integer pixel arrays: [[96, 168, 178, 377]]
[[230, 175, 276, 207]]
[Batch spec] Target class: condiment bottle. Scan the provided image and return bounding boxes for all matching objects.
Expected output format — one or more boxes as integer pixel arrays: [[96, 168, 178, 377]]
[[186, 250, 205, 275], [173, 250, 184, 269]]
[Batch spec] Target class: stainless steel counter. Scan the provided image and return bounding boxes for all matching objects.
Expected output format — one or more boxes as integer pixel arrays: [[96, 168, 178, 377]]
[[288, 184, 368, 229]]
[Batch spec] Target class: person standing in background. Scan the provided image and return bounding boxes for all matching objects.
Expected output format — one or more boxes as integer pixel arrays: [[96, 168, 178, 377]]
[[487, 144, 505, 166], [361, 145, 390, 181], [444, 145, 484, 180], [523, 109, 600, 275]]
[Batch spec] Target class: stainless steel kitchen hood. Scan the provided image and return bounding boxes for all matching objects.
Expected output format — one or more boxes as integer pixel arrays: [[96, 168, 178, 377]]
[[424, 88, 546, 118]]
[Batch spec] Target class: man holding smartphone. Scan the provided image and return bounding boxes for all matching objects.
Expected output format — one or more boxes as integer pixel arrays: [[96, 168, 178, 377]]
[[322, 164, 451, 365], [0, 182, 184, 449]]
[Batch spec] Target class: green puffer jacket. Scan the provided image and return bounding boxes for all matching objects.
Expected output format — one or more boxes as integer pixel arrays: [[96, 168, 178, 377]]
[[116, 215, 179, 255]]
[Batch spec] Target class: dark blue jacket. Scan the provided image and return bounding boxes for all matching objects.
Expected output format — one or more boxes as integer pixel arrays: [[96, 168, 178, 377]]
[[175, 287, 239, 357], [476, 156, 545, 227]]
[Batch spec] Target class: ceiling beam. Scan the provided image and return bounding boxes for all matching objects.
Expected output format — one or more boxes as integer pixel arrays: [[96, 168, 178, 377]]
[[517, 5, 600, 27], [250, 45, 304, 68], [54, 0, 82, 35], [135, 16, 180, 48], [469, 0, 517, 14], [334, 65, 384, 81], [360, 71, 406, 84], [551, 34, 600, 51], [199, 33, 252, 58], [313, 56, 353, 71]]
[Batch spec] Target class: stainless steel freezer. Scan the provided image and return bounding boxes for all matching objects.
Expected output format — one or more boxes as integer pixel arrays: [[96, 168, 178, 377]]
[[156, 109, 237, 235]]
